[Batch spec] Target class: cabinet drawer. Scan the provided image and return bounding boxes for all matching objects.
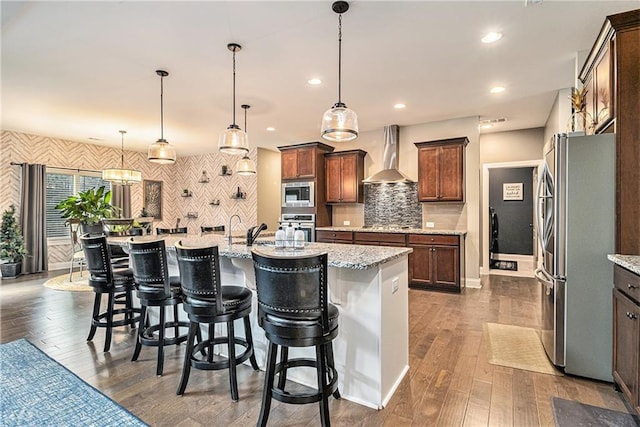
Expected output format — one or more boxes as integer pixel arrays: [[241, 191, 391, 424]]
[[316, 230, 353, 242], [408, 234, 459, 246], [353, 232, 406, 244], [615, 264, 640, 302]]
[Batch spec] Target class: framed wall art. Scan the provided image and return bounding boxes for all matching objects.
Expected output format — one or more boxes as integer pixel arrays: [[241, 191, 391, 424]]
[[503, 182, 523, 201], [143, 180, 163, 220]]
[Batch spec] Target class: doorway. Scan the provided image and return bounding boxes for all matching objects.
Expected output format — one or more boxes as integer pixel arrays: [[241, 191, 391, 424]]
[[482, 160, 542, 277]]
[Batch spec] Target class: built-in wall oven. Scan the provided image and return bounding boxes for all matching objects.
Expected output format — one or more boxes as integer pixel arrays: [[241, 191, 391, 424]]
[[279, 213, 315, 242], [281, 182, 314, 208]]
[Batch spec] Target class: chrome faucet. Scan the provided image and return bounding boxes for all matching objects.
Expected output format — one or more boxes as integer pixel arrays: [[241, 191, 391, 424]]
[[228, 214, 241, 245]]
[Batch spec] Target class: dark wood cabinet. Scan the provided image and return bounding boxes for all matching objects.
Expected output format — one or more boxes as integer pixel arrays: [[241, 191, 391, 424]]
[[407, 234, 463, 293], [613, 264, 640, 415], [353, 232, 406, 247], [281, 146, 317, 180], [580, 10, 640, 254], [325, 150, 366, 204], [414, 137, 467, 202], [316, 230, 353, 244]]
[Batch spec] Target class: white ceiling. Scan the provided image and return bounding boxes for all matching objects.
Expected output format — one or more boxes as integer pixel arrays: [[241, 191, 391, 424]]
[[2, 1, 637, 156]]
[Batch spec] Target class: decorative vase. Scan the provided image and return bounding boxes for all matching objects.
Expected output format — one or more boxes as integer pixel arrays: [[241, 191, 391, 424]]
[[567, 110, 594, 134]]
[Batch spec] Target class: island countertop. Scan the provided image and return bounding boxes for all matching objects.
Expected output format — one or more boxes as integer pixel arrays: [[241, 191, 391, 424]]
[[109, 234, 412, 270], [316, 226, 467, 236], [608, 254, 640, 275]]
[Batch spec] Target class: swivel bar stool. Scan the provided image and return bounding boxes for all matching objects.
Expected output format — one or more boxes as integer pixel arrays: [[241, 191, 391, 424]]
[[252, 251, 340, 427], [175, 242, 259, 400], [128, 239, 190, 376], [80, 234, 140, 352]]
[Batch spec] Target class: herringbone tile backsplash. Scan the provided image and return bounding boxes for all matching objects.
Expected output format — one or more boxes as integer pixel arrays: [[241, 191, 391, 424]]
[[1, 130, 257, 266]]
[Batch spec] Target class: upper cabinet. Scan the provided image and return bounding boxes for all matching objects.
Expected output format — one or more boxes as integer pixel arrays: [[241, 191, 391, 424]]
[[279, 141, 334, 180], [579, 9, 640, 255], [414, 137, 468, 202], [325, 150, 366, 204]]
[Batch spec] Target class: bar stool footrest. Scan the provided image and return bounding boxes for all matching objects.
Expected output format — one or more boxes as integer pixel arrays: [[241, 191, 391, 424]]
[[190, 336, 253, 370], [271, 357, 339, 405]]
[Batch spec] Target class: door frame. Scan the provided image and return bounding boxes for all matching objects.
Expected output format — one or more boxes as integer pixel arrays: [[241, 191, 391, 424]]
[[481, 160, 543, 276]]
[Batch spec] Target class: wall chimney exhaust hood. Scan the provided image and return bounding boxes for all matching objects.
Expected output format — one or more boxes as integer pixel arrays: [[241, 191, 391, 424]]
[[363, 124, 414, 183]]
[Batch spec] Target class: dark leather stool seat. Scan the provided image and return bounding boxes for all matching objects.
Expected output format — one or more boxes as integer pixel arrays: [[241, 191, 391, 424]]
[[156, 227, 188, 235], [175, 243, 259, 400], [129, 239, 190, 376], [80, 234, 141, 352], [252, 251, 340, 427]]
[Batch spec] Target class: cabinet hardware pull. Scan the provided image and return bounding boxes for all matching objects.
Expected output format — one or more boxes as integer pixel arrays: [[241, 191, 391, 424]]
[[628, 283, 638, 289], [627, 311, 638, 320]]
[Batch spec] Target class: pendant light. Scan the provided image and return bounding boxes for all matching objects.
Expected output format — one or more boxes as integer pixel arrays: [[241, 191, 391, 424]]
[[235, 104, 257, 175], [148, 70, 177, 164], [103, 130, 142, 185], [321, 1, 358, 142], [218, 43, 249, 155]]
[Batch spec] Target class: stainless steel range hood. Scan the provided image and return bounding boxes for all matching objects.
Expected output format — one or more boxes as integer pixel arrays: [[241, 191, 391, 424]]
[[363, 124, 414, 183]]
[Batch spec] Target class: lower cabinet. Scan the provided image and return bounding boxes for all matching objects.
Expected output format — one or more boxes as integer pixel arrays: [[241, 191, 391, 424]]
[[316, 230, 353, 244], [613, 265, 640, 415], [353, 232, 406, 247], [407, 234, 463, 293]]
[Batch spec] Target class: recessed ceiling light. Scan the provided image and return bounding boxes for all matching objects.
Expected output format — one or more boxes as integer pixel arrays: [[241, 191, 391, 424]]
[[481, 32, 503, 43], [266, 127, 276, 132], [308, 78, 322, 85], [393, 103, 406, 109], [480, 124, 493, 130], [490, 86, 505, 94]]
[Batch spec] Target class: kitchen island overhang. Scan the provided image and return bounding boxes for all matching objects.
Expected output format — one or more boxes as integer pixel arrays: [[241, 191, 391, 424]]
[[110, 235, 412, 409]]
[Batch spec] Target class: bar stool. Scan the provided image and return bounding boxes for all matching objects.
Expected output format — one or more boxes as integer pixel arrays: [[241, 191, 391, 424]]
[[251, 251, 340, 427], [80, 234, 140, 352], [174, 242, 259, 400], [128, 239, 190, 376]]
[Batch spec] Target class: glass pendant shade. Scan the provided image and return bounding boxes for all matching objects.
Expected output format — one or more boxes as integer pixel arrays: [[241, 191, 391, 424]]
[[218, 125, 249, 155], [148, 139, 177, 164], [103, 130, 142, 185], [102, 168, 142, 184], [235, 154, 256, 175], [321, 103, 359, 142]]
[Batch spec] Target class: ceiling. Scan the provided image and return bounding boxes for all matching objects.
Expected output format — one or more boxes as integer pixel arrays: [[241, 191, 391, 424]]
[[2, 1, 637, 156]]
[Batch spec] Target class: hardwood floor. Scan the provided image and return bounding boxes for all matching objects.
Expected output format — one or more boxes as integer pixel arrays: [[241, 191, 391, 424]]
[[0, 271, 631, 426]]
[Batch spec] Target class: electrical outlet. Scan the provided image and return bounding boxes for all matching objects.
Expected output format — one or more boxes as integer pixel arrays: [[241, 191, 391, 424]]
[[425, 222, 435, 228], [391, 277, 399, 294], [343, 220, 351, 226]]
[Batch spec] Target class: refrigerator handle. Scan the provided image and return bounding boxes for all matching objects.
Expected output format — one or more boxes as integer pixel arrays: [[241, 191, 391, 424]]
[[535, 169, 547, 249]]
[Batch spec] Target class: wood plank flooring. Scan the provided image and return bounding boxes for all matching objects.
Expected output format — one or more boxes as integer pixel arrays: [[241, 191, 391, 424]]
[[0, 271, 631, 426]]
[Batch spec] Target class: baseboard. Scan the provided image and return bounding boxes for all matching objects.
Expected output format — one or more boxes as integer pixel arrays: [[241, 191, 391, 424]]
[[465, 277, 482, 289], [381, 364, 409, 409]]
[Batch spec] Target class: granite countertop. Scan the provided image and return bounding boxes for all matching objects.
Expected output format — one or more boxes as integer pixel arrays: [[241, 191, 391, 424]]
[[316, 226, 467, 236], [608, 254, 640, 275], [110, 234, 412, 270]]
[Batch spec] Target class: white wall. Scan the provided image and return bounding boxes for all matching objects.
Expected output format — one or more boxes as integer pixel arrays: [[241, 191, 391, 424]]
[[544, 88, 573, 144]]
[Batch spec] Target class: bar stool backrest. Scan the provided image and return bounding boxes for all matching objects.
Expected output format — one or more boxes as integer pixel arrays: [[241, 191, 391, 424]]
[[156, 227, 188, 235], [200, 225, 225, 236], [175, 242, 224, 314], [129, 239, 171, 298], [80, 234, 113, 287], [252, 251, 330, 332]]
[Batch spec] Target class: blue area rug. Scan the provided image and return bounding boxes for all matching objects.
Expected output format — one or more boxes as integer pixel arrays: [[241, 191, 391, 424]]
[[0, 339, 146, 426]]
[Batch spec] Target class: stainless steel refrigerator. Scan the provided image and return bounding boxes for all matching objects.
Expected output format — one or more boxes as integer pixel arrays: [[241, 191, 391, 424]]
[[535, 132, 615, 382]]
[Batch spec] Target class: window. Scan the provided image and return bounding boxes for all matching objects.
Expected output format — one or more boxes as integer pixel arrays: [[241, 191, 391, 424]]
[[46, 170, 110, 238]]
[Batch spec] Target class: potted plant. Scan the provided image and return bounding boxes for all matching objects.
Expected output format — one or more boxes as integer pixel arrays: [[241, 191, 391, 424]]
[[0, 205, 27, 278], [55, 186, 117, 234]]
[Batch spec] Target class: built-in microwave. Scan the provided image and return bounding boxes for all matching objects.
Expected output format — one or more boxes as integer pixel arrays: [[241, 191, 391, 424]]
[[281, 181, 314, 208]]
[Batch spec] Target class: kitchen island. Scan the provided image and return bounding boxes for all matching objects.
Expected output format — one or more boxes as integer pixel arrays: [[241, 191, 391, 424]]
[[110, 234, 412, 409]]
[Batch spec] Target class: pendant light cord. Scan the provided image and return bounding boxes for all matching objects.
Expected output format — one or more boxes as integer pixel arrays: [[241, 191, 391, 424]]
[[232, 49, 237, 126], [337, 13, 343, 105], [159, 75, 165, 141]]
